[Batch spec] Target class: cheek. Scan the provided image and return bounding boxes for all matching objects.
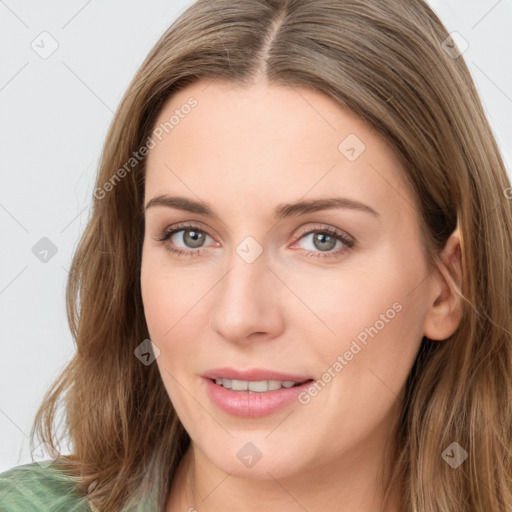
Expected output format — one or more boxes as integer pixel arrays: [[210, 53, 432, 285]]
[[293, 246, 427, 385], [140, 259, 199, 396], [293, 275, 425, 447], [140, 271, 171, 340], [291, 263, 412, 343], [140, 252, 215, 388], [140, 249, 201, 339]]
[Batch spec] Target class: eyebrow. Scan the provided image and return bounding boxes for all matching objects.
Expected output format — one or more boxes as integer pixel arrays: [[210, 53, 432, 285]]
[[144, 195, 380, 220]]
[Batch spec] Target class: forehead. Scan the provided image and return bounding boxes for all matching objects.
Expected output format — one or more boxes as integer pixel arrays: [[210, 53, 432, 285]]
[[144, 79, 417, 223]]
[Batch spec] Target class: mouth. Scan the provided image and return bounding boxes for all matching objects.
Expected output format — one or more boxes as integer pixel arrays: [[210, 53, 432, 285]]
[[211, 378, 312, 393], [201, 369, 315, 418]]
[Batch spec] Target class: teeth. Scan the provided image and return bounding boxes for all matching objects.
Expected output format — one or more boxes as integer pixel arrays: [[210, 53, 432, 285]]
[[232, 379, 248, 391], [268, 380, 281, 391], [214, 378, 304, 392]]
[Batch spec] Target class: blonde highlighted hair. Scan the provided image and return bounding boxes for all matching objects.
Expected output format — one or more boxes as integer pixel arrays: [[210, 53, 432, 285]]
[[31, 1, 512, 510]]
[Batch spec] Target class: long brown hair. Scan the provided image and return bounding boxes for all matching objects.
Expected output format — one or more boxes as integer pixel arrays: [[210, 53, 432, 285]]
[[31, 1, 512, 510]]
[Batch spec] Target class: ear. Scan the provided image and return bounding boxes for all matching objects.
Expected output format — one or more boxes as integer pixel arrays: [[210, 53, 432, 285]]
[[423, 227, 464, 341]]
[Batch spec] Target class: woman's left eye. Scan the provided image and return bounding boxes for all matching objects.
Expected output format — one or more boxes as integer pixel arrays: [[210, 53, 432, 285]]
[[154, 223, 354, 259], [293, 228, 354, 259]]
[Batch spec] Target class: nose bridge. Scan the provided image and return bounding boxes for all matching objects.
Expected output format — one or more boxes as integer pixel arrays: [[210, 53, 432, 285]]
[[219, 230, 268, 303], [209, 243, 282, 341]]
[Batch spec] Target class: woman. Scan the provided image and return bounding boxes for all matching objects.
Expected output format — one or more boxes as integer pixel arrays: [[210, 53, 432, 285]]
[[1, 0, 511, 511]]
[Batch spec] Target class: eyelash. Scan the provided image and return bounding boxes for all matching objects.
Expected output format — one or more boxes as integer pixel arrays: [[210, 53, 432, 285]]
[[154, 222, 355, 260]]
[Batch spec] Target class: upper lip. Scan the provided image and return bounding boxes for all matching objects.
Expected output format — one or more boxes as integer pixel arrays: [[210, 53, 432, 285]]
[[202, 367, 313, 382]]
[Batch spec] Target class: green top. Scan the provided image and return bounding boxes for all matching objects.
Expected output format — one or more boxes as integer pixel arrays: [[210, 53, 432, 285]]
[[0, 461, 161, 511]]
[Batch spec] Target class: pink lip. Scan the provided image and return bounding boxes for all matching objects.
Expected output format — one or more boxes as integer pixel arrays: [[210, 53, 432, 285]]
[[202, 367, 312, 382], [201, 367, 314, 418]]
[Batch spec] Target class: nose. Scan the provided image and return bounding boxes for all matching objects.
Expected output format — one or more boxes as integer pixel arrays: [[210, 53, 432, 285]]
[[209, 251, 285, 344]]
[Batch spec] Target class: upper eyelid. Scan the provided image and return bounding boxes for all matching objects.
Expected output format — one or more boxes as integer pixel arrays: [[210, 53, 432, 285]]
[[159, 222, 213, 240], [294, 223, 352, 240]]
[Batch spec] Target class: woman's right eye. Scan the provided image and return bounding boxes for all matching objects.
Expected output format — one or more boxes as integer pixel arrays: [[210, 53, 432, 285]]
[[154, 223, 215, 257]]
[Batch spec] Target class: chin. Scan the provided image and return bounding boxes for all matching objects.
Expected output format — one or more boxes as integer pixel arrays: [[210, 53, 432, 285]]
[[197, 435, 311, 481]]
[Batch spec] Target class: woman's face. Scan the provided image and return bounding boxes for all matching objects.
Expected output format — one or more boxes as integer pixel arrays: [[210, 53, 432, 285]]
[[141, 79, 435, 481]]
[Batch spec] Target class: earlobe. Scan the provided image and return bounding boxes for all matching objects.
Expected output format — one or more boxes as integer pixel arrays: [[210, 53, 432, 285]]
[[423, 227, 464, 341]]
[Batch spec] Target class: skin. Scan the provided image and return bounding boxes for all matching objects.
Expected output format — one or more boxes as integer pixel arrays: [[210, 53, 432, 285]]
[[140, 78, 462, 512]]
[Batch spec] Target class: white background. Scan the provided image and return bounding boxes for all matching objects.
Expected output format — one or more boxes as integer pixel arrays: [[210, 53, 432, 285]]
[[1, 0, 511, 472]]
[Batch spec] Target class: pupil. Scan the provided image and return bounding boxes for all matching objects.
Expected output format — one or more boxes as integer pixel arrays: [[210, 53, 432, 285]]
[[184, 230, 204, 248], [314, 233, 335, 251]]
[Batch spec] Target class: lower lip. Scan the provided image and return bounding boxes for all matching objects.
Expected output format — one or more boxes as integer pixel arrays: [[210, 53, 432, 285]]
[[203, 378, 313, 418]]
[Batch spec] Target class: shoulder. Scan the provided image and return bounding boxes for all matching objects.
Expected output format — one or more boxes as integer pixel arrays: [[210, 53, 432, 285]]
[[0, 461, 92, 512]]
